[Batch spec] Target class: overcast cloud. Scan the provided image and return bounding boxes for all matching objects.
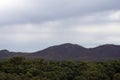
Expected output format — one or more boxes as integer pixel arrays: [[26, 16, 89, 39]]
[[0, 0, 120, 52]]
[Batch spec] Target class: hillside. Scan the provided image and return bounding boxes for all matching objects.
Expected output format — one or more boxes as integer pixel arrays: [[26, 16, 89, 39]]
[[0, 43, 120, 61]]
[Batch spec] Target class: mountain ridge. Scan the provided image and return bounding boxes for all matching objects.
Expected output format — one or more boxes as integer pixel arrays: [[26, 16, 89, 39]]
[[0, 43, 120, 61]]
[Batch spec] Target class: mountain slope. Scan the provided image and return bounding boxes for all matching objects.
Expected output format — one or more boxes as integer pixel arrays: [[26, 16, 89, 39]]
[[89, 44, 120, 60], [0, 50, 28, 59], [30, 43, 120, 60], [32, 43, 89, 60], [0, 43, 120, 61]]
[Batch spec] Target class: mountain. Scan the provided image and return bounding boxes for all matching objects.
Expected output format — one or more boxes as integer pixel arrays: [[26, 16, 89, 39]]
[[0, 50, 28, 60], [31, 43, 89, 60], [31, 43, 120, 61], [0, 50, 11, 59], [0, 43, 120, 61], [89, 44, 120, 60]]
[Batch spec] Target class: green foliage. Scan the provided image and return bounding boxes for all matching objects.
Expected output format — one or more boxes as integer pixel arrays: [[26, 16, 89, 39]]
[[9, 57, 25, 66], [113, 73, 120, 80], [0, 57, 120, 80]]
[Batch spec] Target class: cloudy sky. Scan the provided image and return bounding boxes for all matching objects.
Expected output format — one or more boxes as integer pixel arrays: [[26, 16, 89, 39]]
[[0, 0, 120, 52]]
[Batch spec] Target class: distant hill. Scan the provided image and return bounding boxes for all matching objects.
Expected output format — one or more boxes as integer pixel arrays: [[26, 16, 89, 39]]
[[0, 43, 120, 61], [0, 50, 28, 59]]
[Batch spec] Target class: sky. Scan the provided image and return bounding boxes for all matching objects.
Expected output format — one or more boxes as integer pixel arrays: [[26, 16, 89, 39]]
[[0, 0, 120, 52]]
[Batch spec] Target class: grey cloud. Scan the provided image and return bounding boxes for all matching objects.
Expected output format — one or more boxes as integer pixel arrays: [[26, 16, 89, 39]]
[[0, 0, 120, 25], [0, 22, 120, 51], [0, 0, 120, 51]]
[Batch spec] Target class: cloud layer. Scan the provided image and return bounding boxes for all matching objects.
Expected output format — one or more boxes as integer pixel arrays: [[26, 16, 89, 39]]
[[0, 0, 120, 25], [0, 0, 120, 51]]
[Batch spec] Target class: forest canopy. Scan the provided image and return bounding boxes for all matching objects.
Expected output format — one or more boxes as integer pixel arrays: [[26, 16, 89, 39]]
[[0, 57, 120, 80]]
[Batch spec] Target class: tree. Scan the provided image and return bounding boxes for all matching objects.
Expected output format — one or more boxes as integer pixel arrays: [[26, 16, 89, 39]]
[[9, 57, 25, 66], [113, 73, 120, 80], [0, 72, 6, 80], [74, 76, 86, 80]]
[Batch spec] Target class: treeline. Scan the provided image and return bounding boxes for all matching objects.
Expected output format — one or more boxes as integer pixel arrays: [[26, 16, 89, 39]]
[[0, 57, 120, 80]]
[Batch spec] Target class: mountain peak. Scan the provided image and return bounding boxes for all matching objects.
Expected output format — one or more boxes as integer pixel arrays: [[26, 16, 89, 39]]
[[0, 49, 9, 54], [56, 43, 85, 49], [0, 43, 120, 61], [95, 44, 120, 49]]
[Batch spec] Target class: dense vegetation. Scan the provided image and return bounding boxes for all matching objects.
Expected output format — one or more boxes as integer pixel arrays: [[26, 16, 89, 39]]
[[0, 57, 120, 80]]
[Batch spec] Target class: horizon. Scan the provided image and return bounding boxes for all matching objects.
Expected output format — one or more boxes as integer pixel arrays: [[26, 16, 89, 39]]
[[0, 0, 120, 52], [0, 43, 120, 52]]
